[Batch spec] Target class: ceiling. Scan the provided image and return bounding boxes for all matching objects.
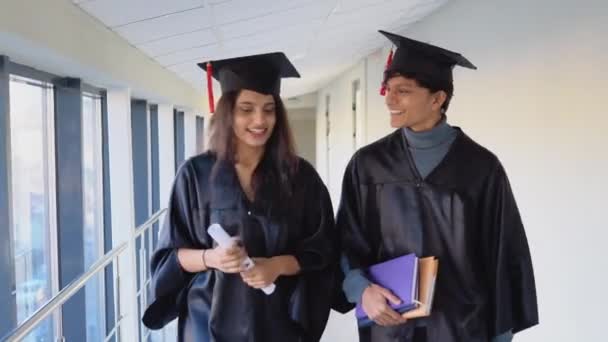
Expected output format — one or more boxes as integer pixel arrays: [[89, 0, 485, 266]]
[[72, 0, 448, 98]]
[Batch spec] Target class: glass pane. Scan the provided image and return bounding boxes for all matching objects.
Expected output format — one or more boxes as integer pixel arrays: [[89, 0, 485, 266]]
[[82, 94, 105, 342], [9, 76, 55, 341], [84, 272, 105, 342], [22, 316, 55, 342]]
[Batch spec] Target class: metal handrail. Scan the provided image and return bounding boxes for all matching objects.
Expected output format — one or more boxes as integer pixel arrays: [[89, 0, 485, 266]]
[[4, 208, 167, 342], [134, 209, 166, 238]]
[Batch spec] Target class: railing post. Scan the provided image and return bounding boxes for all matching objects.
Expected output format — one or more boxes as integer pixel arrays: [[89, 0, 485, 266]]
[[112, 254, 121, 342]]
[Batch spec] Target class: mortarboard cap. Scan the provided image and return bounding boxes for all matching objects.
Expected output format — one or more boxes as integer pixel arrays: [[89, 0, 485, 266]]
[[198, 52, 300, 113], [378, 30, 476, 94]]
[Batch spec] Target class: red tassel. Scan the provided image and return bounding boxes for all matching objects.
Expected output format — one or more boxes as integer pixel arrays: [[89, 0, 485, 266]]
[[206, 62, 215, 114], [379, 48, 394, 96]]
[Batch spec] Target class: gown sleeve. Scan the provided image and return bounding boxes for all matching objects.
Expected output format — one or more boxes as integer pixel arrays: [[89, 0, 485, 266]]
[[336, 155, 376, 270], [142, 160, 211, 329], [287, 163, 350, 341], [481, 161, 539, 336]]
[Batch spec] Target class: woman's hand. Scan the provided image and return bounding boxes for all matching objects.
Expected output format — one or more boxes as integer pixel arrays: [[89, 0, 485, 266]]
[[240, 257, 282, 289], [206, 245, 247, 273]]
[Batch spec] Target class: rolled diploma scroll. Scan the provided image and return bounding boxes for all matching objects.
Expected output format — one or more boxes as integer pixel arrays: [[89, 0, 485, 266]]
[[207, 223, 276, 295]]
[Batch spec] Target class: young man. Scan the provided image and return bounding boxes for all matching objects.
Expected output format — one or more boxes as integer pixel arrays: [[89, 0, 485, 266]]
[[338, 30, 538, 342]]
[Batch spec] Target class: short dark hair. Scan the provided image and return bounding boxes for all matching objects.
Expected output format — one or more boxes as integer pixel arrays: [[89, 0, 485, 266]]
[[384, 70, 454, 113]]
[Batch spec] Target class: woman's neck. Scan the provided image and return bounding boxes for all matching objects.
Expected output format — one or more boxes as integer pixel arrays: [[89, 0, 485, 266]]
[[234, 143, 265, 202], [235, 142, 265, 170]]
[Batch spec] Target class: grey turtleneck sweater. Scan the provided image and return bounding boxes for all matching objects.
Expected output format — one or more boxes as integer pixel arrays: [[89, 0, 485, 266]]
[[402, 118, 458, 179], [341, 119, 513, 341]]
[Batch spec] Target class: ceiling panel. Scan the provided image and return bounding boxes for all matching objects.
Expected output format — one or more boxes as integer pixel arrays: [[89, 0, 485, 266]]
[[212, 0, 323, 26], [114, 7, 212, 44], [333, 0, 409, 14], [78, 0, 205, 27], [217, 1, 333, 40], [326, 2, 418, 30], [139, 29, 217, 57], [220, 20, 319, 51], [155, 44, 221, 66], [73, 0, 449, 97]]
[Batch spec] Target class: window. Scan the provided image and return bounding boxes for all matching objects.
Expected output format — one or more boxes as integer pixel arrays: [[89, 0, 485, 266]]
[[196, 116, 205, 154], [173, 110, 185, 172], [82, 93, 105, 342], [9, 75, 58, 341]]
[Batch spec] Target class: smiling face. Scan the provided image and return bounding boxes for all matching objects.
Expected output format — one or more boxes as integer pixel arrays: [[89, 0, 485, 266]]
[[384, 75, 447, 131], [232, 89, 277, 149]]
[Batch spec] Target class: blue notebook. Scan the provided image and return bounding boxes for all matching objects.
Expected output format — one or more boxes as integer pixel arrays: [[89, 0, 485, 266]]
[[355, 253, 419, 326]]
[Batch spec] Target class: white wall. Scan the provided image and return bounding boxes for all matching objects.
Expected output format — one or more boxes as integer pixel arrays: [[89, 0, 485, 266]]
[[316, 62, 367, 206], [183, 111, 198, 160], [157, 104, 175, 207], [319, 0, 608, 341], [289, 108, 317, 167]]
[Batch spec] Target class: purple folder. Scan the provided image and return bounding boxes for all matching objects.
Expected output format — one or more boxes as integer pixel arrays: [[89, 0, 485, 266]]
[[355, 253, 419, 320]]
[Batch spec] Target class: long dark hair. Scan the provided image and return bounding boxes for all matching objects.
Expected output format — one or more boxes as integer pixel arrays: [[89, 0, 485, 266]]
[[208, 90, 299, 206]]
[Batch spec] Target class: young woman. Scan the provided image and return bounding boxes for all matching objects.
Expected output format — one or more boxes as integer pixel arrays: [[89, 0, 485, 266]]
[[143, 52, 339, 342]]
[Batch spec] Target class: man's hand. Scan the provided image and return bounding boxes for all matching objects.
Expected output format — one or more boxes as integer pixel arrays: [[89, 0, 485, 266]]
[[361, 284, 408, 326]]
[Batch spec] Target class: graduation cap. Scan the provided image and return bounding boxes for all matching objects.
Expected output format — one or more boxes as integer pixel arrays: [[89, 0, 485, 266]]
[[198, 52, 300, 113], [378, 30, 476, 95]]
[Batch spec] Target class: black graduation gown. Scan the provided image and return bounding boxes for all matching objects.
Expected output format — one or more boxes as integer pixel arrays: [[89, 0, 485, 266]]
[[337, 129, 538, 342], [142, 152, 340, 342]]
